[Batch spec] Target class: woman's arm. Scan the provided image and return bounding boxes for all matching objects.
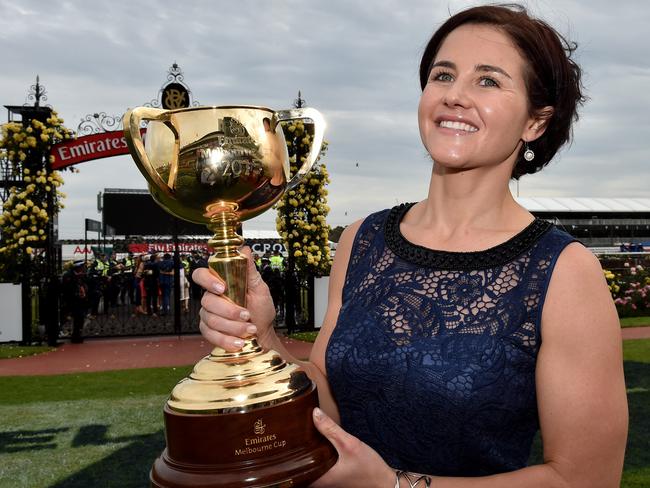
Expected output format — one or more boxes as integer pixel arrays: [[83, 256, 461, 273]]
[[529, 242, 628, 487], [312, 242, 628, 488]]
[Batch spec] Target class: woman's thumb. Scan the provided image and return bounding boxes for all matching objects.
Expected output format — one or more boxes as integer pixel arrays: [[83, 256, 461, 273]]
[[312, 408, 347, 454]]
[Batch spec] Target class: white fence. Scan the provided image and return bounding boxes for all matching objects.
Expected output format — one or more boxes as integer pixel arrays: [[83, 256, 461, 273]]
[[314, 276, 329, 329], [0, 283, 22, 342]]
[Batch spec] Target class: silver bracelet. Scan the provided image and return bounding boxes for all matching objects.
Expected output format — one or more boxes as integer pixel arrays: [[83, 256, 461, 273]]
[[394, 470, 432, 488]]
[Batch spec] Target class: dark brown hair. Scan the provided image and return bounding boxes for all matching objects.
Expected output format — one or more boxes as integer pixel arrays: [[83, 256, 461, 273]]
[[419, 4, 585, 179]]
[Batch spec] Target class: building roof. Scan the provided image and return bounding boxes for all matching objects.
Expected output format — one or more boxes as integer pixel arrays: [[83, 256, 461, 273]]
[[515, 197, 650, 213]]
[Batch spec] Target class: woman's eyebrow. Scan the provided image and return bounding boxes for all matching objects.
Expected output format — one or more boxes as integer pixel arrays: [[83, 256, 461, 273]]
[[430, 60, 455, 70], [431, 60, 512, 80], [475, 64, 512, 79]]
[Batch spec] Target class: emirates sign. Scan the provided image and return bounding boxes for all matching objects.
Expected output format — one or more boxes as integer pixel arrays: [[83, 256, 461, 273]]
[[50, 129, 145, 170]]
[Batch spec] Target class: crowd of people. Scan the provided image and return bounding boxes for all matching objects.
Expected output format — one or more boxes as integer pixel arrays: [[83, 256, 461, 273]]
[[61, 251, 199, 342], [59, 248, 288, 343]]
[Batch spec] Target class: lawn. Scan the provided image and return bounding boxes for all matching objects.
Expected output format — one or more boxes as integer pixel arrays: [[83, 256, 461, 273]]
[[0, 367, 192, 487], [620, 339, 650, 487], [0, 341, 649, 487], [0, 344, 55, 359], [621, 316, 650, 328]]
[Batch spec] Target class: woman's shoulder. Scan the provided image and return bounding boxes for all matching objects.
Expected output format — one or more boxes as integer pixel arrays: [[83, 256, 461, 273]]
[[536, 224, 598, 295], [552, 239, 602, 280], [541, 239, 616, 337]]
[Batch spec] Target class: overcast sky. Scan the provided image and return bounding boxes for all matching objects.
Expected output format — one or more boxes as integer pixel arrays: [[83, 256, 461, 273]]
[[0, 0, 648, 239]]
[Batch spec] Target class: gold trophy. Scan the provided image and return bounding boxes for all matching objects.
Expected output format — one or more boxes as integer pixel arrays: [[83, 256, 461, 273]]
[[123, 105, 336, 487]]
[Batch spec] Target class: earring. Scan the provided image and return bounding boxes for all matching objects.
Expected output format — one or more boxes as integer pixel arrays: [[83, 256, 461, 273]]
[[523, 142, 535, 162]]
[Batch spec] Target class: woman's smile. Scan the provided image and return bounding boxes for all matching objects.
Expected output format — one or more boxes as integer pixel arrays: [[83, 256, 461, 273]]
[[436, 119, 479, 134]]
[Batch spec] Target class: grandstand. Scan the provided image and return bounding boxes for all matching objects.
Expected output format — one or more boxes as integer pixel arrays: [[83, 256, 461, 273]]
[[516, 197, 650, 251]]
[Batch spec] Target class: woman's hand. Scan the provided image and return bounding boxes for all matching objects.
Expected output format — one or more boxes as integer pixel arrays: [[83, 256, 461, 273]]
[[310, 408, 395, 488], [192, 247, 276, 351]]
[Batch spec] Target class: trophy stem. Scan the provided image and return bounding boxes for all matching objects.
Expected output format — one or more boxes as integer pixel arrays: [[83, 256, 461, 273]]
[[207, 208, 247, 308]]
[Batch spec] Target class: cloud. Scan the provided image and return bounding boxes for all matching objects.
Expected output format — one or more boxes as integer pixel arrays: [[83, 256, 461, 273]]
[[0, 0, 647, 239]]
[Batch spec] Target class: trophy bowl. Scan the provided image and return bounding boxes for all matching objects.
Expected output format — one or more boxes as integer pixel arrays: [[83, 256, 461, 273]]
[[123, 105, 336, 487]]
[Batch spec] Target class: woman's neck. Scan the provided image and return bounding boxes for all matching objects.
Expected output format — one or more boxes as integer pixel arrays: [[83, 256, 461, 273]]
[[403, 162, 532, 241]]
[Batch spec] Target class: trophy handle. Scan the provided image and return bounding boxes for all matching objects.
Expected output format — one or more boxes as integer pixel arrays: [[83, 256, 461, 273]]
[[123, 107, 178, 196], [274, 108, 326, 191]]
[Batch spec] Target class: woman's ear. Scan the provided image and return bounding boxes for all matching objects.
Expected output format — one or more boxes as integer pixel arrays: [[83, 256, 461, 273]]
[[524, 106, 554, 142]]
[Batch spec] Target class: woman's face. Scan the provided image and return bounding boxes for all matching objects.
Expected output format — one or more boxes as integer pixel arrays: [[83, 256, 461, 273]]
[[418, 23, 541, 171]]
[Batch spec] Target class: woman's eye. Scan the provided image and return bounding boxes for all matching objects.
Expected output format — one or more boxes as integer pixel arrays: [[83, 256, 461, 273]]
[[432, 71, 454, 82], [479, 77, 499, 87]]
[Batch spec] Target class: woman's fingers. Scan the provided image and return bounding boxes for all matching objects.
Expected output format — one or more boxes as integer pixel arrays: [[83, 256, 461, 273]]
[[199, 290, 259, 350], [199, 321, 248, 351], [199, 307, 256, 337], [192, 267, 225, 294], [200, 291, 248, 322], [193, 248, 271, 350]]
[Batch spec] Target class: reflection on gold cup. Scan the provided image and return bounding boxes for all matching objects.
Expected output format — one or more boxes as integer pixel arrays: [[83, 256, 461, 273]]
[[123, 106, 336, 487]]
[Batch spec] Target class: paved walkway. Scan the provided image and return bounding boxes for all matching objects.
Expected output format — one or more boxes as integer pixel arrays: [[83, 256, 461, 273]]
[[621, 326, 650, 340], [1, 327, 648, 377], [0, 334, 314, 377]]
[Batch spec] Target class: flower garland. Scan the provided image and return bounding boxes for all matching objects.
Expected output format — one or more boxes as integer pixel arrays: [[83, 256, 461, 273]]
[[0, 112, 73, 256], [275, 120, 332, 276]]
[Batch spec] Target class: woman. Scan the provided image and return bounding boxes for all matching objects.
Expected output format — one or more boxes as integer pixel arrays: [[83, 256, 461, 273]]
[[194, 5, 628, 487], [144, 253, 160, 316], [133, 254, 145, 315], [179, 260, 190, 313]]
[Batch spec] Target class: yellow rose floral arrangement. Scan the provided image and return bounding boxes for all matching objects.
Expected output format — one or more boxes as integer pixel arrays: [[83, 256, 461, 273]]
[[275, 120, 332, 276], [0, 112, 73, 258]]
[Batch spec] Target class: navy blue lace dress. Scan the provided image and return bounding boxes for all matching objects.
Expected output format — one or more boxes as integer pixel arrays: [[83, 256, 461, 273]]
[[325, 203, 580, 477]]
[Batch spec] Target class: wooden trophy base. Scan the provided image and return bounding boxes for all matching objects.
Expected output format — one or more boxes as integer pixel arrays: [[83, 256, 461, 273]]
[[150, 384, 337, 487]]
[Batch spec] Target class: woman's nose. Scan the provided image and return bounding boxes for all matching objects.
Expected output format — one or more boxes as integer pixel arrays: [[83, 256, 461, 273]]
[[443, 80, 472, 108]]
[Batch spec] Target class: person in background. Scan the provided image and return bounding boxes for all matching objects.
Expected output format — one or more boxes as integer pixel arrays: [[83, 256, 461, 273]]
[[179, 259, 191, 313], [133, 254, 145, 315], [87, 257, 103, 317], [121, 252, 135, 305], [270, 249, 284, 272], [62, 260, 88, 344], [158, 253, 174, 316], [143, 253, 160, 316], [104, 257, 122, 315], [189, 250, 208, 299], [261, 256, 285, 321]]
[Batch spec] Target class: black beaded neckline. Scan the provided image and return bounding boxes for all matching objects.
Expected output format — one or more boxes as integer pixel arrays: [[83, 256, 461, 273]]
[[384, 202, 553, 270]]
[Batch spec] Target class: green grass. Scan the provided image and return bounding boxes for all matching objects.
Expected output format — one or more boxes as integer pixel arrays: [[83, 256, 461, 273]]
[[621, 340, 650, 487], [0, 366, 192, 405], [0, 367, 191, 487], [623, 338, 650, 364], [621, 316, 650, 328], [0, 396, 166, 487], [288, 331, 319, 343], [0, 345, 55, 359], [1, 341, 649, 487]]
